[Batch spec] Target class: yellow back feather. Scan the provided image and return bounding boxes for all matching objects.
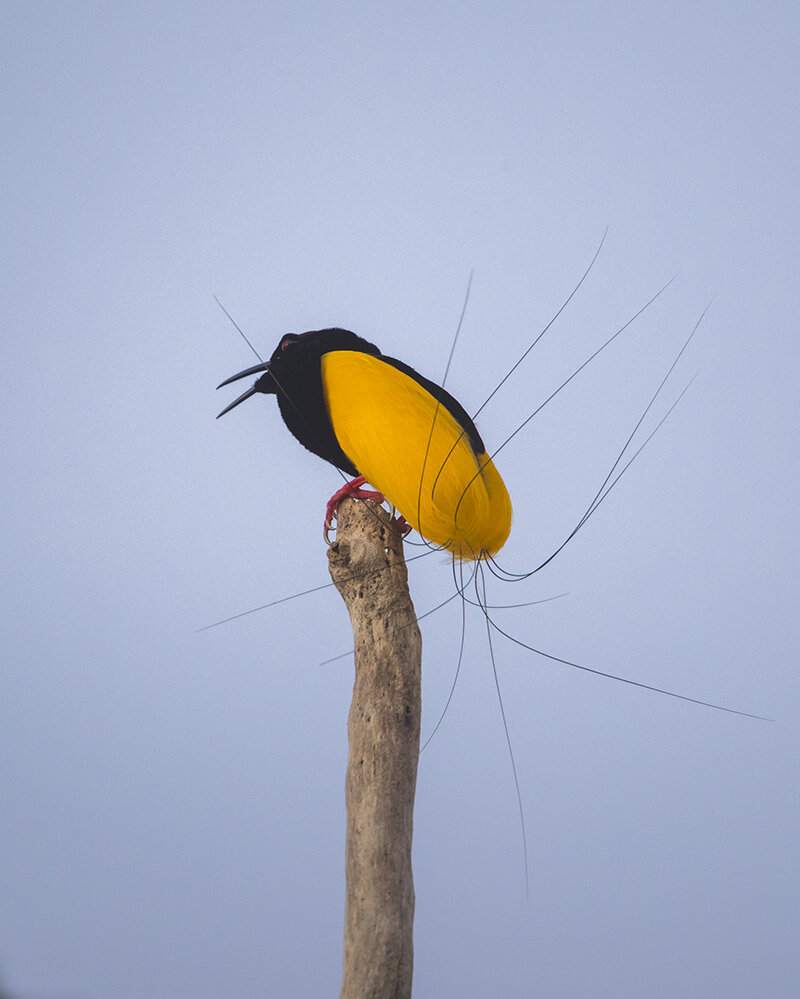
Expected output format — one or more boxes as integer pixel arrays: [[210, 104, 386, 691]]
[[322, 351, 512, 560]]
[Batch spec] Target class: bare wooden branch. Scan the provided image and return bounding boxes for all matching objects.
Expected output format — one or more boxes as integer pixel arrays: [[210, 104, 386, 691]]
[[327, 498, 422, 999]]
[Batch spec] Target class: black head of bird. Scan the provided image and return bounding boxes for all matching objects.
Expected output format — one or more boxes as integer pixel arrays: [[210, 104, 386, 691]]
[[217, 327, 512, 560]]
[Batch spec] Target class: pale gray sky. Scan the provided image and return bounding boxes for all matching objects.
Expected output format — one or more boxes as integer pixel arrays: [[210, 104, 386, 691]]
[[2, 2, 797, 997]]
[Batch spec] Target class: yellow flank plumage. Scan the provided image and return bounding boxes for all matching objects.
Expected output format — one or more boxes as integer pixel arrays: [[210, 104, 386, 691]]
[[322, 351, 512, 560]]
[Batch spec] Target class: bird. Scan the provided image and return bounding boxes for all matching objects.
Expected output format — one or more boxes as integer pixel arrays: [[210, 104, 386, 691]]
[[217, 328, 512, 561], [211, 321, 770, 725]]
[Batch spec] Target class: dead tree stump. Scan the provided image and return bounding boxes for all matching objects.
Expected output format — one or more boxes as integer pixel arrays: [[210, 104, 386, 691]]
[[327, 498, 422, 999]]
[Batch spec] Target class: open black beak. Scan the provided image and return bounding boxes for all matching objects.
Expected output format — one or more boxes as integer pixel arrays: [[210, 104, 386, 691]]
[[216, 361, 271, 418]]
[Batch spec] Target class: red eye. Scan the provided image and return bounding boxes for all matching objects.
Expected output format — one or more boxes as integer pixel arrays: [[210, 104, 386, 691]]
[[281, 339, 290, 351]]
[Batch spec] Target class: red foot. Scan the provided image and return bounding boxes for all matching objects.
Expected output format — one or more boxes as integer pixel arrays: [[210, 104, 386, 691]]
[[394, 514, 412, 537], [324, 476, 385, 541]]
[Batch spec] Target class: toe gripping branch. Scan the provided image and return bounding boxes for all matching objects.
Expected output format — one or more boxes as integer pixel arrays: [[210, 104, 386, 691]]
[[323, 476, 412, 545]]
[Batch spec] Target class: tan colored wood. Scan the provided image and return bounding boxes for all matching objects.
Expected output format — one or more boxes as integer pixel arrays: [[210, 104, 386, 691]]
[[328, 498, 422, 999]]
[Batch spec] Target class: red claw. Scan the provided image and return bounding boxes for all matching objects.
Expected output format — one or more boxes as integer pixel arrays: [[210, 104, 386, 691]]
[[393, 514, 412, 537], [324, 476, 385, 542]]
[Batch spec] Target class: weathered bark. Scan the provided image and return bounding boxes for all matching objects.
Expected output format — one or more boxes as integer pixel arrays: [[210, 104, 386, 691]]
[[327, 498, 422, 999]]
